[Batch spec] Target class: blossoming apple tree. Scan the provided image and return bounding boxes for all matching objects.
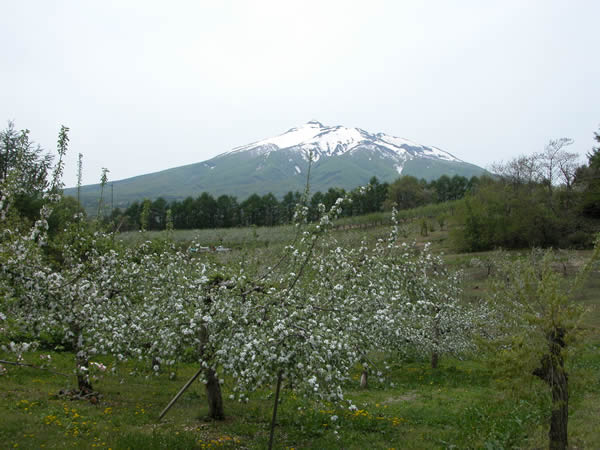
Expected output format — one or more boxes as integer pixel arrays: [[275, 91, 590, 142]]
[[1, 125, 489, 444]]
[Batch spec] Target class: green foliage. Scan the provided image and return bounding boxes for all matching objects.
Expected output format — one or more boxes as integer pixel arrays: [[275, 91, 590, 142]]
[[165, 208, 174, 235], [46, 196, 85, 238], [385, 175, 432, 210], [452, 175, 587, 251], [50, 125, 69, 194], [483, 245, 600, 447], [579, 126, 600, 218], [588, 126, 600, 170], [105, 178, 390, 231], [140, 199, 151, 232], [420, 218, 429, 236], [449, 135, 600, 251], [436, 213, 447, 231], [0, 122, 53, 224], [488, 250, 584, 371]]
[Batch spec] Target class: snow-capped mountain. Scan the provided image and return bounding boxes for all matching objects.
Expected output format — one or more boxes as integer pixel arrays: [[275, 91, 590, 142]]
[[69, 121, 486, 209], [221, 120, 461, 176]]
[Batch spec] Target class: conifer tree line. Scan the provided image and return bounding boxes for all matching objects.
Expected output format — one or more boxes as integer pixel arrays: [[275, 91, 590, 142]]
[[106, 174, 479, 232]]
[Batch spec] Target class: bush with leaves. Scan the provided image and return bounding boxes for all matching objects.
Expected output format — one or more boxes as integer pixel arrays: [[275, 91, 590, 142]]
[[486, 244, 600, 450]]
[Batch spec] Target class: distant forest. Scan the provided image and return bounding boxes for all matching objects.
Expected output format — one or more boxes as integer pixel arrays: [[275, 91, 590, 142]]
[[106, 174, 479, 232], [2, 121, 600, 250], [100, 128, 600, 251]]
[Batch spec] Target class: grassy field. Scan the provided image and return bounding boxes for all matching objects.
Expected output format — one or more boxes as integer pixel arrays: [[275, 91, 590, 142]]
[[2, 327, 599, 449], [2, 216, 599, 449], [0, 352, 569, 448], [116, 200, 460, 252]]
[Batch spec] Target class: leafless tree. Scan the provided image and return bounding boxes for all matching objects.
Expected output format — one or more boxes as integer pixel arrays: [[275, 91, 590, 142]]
[[536, 138, 576, 194], [491, 138, 580, 193], [490, 154, 541, 197]]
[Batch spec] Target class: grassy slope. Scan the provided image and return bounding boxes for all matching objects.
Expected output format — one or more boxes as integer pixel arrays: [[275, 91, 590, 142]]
[[2, 216, 599, 449], [66, 149, 487, 212], [402, 158, 486, 181]]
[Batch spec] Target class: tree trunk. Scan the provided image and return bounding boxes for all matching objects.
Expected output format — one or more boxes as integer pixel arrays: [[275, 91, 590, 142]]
[[204, 367, 224, 420], [533, 327, 568, 450], [73, 329, 92, 393], [431, 315, 440, 369], [431, 351, 439, 369], [199, 324, 224, 420], [360, 369, 368, 388], [76, 350, 93, 393], [548, 369, 568, 450]]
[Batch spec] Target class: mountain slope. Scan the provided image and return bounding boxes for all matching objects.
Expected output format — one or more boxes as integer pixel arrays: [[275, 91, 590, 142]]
[[69, 121, 487, 209]]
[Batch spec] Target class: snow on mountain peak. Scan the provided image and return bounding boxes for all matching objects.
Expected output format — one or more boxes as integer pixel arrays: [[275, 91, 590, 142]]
[[226, 121, 461, 163]]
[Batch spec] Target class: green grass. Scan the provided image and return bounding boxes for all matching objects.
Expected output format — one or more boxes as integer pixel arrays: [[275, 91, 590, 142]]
[[3, 216, 599, 448], [3, 283, 600, 450], [118, 224, 299, 250], [1, 350, 574, 449], [116, 201, 463, 251]]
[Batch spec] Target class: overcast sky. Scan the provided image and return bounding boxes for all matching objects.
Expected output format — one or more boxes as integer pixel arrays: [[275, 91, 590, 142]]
[[2, 0, 599, 188]]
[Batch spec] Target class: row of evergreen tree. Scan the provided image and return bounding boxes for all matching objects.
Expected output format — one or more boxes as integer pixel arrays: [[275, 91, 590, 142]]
[[108, 174, 479, 231]]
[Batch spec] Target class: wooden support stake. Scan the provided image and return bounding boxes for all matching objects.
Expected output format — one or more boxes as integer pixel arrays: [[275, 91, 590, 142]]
[[159, 367, 203, 421], [268, 371, 284, 450]]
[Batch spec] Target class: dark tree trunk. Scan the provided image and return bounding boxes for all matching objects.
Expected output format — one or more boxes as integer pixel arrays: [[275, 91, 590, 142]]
[[199, 324, 224, 420], [431, 351, 439, 369], [548, 369, 568, 450], [204, 367, 224, 420], [533, 327, 568, 450], [431, 315, 440, 369]]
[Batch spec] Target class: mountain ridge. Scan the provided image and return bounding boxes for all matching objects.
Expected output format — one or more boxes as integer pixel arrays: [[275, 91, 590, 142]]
[[67, 121, 487, 210], [219, 120, 461, 169]]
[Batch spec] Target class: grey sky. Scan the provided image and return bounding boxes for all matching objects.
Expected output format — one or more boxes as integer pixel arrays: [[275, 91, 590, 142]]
[[2, 0, 599, 188]]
